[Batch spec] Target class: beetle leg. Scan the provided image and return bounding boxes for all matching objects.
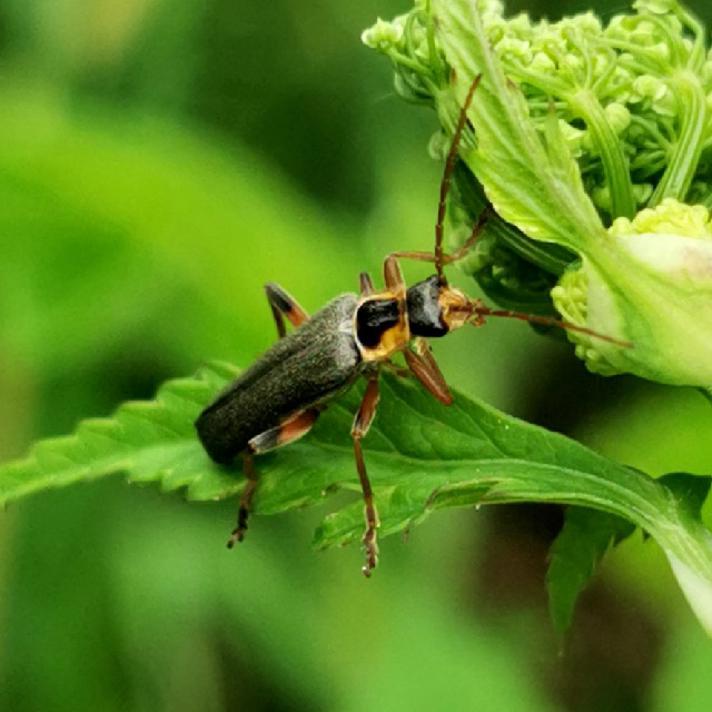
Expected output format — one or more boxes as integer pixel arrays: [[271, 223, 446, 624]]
[[403, 338, 453, 405], [227, 407, 321, 548], [227, 452, 259, 548], [351, 375, 381, 577], [359, 271, 375, 296], [265, 282, 309, 339], [383, 255, 406, 295]]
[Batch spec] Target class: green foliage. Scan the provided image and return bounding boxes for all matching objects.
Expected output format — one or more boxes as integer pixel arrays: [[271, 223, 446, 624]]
[[2, 0, 712, 706], [2, 362, 711, 633], [435, 1, 606, 254]]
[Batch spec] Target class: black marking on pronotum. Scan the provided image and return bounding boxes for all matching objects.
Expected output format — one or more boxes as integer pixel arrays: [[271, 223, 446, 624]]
[[355, 298, 401, 348]]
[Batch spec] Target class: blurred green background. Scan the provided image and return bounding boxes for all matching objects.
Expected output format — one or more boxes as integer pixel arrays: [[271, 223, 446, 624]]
[[1, 1, 712, 710]]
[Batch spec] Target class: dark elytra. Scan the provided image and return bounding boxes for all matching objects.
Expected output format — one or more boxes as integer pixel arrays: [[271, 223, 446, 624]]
[[196, 294, 364, 464]]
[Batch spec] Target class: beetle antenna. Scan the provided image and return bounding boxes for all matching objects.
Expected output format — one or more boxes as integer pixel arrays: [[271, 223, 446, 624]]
[[473, 305, 633, 348], [435, 74, 482, 284]]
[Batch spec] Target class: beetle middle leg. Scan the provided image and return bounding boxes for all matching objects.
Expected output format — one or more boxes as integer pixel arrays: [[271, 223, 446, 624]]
[[265, 282, 309, 338], [351, 374, 381, 577], [227, 407, 321, 548]]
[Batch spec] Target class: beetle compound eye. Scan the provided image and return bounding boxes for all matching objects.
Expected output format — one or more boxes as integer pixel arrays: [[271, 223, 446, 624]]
[[356, 298, 401, 348]]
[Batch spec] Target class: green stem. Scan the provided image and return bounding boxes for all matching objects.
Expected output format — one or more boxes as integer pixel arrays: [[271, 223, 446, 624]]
[[600, 38, 669, 75], [504, 64, 571, 98], [569, 89, 637, 218], [649, 70, 708, 205], [675, 2, 707, 71], [639, 11, 687, 66], [387, 48, 429, 75]]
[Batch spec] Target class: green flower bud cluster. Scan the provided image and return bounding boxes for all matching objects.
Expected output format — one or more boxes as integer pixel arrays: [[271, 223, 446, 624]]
[[609, 195, 712, 237], [364, 0, 710, 220], [365, 1, 712, 388]]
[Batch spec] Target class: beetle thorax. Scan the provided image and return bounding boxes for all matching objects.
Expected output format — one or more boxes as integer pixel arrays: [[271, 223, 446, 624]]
[[354, 295, 410, 361]]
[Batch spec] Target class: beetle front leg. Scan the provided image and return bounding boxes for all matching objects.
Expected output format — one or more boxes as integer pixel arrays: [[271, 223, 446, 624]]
[[403, 338, 453, 405], [351, 374, 381, 577]]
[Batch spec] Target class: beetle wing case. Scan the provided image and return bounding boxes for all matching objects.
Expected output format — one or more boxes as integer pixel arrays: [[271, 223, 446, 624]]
[[196, 294, 363, 464]]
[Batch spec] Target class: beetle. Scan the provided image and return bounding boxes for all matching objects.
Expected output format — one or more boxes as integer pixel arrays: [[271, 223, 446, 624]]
[[195, 75, 627, 576]]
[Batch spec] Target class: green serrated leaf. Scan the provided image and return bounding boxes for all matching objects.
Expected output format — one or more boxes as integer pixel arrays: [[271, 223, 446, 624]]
[[0, 363, 242, 506], [1, 361, 711, 634], [546, 507, 635, 636]]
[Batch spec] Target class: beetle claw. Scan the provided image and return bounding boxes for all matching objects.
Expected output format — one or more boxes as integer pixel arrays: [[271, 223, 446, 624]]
[[361, 526, 379, 577], [226, 525, 246, 549]]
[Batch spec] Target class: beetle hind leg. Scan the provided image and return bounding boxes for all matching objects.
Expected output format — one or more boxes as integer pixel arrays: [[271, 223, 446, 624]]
[[265, 282, 309, 338], [227, 452, 258, 548], [226, 408, 321, 548]]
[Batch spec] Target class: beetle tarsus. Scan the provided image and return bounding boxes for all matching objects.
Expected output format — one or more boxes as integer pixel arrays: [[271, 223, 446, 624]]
[[226, 527, 244, 549], [227, 511, 248, 547], [361, 520, 379, 577], [226, 454, 258, 550]]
